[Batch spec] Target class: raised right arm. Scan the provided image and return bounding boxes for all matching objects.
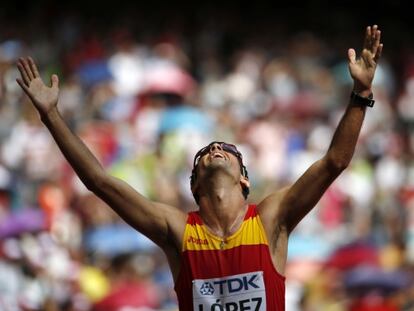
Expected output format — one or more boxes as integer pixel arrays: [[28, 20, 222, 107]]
[[16, 57, 186, 251]]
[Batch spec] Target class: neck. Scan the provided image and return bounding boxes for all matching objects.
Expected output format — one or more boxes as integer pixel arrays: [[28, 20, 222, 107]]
[[198, 174, 246, 238]]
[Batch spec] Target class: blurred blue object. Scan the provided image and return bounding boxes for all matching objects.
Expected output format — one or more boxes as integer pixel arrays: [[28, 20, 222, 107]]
[[84, 224, 156, 257], [0, 208, 45, 238], [344, 265, 410, 294], [159, 106, 213, 134], [287, 233, 333, 261], [0, 40, 23, 62], [77, 60, 112, 88]]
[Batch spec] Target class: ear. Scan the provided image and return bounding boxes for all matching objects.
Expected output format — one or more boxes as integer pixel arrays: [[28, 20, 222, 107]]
[[240, 175, 250, 189]]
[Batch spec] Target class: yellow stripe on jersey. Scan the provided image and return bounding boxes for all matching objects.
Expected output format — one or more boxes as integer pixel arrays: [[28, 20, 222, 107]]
[[182, 214, 269, 251]]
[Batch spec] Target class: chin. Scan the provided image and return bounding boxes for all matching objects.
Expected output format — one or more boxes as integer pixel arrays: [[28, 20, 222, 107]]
[[205, 161, 234, 176], [207, 159, 228, 169]]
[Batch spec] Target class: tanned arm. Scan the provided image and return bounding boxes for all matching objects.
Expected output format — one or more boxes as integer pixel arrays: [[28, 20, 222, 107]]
[[16, 58, 186, 260], [258, 26, 383, 269]]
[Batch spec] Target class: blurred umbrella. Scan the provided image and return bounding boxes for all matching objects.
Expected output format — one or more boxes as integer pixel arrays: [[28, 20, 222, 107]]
[[158, 105, 213, 135], [93, 281, 160, 311], [344, 266, 410, 295], [84, 224, 156, 257], [286, 259, 323, 283], [288, 233, 333, 261], [0, 40, 23, 62], [142, 63, 195, 97], [0, 208, 45, 238], [325, 240, 379, 270], [77, 60, 112, 88]]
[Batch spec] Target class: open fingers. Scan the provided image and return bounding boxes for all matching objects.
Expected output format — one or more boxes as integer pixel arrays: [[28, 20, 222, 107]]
[[372, 28, 381, 55], [363, 25, 381, 49], [16, 78, 28, 92], [374, 43, 383, 63], [362, 25, 382, 64], [363, 26, 371, 48], [368, 25, 381, 52], [17, 57, 40, 83], [371, 25, 378, 44], [17, 60, 31, 86], [28, 57, 40, 78], [21, 58, 35, 80]]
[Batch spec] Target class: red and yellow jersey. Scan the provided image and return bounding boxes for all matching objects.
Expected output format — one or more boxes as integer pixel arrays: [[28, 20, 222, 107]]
[[175, 204, 285, 311]]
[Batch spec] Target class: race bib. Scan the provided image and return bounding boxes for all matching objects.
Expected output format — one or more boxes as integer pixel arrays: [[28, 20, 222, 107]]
[[192, 271, 266, 311]]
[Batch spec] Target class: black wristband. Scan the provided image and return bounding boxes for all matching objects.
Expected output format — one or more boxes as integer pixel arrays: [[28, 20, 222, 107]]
[[350, 91, 375, 107]]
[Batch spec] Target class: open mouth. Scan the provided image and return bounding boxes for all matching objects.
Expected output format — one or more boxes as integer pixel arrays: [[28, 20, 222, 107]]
[[211, 152, 225, 159]]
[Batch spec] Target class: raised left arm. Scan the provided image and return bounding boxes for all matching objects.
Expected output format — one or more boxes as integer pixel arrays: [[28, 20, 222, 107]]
[[259, 25, 383, 235]]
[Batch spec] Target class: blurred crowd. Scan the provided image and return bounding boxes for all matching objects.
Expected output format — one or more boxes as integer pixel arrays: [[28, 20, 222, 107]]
[[1, 4, 414, 311]]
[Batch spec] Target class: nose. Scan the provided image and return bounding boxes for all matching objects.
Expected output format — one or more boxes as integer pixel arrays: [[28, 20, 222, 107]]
[[209, 143, 223, 153]]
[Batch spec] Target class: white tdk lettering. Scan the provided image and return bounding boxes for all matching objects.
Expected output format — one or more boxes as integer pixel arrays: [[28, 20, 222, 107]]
[[214, 275, 259, 294], [193, 271, 266, 311]]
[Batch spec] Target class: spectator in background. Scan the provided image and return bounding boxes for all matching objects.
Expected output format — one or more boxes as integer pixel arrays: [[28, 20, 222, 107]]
[[16, 24, 382, 311]]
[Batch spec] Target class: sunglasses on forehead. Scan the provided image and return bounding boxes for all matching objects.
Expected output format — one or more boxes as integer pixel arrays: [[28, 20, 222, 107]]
[[193, 142, 243, 168]]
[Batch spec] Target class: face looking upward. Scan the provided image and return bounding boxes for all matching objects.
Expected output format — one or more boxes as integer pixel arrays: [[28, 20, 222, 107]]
[[191, 142, 250, 204]]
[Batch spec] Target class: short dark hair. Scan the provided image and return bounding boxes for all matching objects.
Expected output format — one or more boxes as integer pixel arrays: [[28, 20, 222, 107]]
[[190, 142, 249, 204]]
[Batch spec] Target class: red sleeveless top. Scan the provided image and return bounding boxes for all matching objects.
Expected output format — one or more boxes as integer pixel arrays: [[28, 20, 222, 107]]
[[175, 204, 285, 311]]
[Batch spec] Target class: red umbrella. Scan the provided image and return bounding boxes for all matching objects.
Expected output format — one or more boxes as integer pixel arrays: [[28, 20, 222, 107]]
[[325, 241, 379, 271], [93, 281, 160, 311], [349, 294, 399, 311], [141, 64, 195, 97]]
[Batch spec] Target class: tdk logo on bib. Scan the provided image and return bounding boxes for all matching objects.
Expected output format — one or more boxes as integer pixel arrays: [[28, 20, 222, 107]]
[[200, 275, 260, 295], [200, 282, 215, 295], [193, 271, 266, 311]]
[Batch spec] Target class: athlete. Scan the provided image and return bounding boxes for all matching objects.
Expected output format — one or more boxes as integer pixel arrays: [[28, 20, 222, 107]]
[[16, 25, 383, 310]]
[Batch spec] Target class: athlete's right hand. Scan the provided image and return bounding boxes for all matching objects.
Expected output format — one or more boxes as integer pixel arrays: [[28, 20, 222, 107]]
[[16, 57, 59, 116]]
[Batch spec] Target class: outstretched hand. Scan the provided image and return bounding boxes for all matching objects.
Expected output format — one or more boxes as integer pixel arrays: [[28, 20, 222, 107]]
[[348, 25, 383, 94], [16, 57, 59, 116]]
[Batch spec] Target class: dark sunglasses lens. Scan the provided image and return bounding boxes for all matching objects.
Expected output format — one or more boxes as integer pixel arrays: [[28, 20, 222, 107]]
[[194, 142, 242, 167], [222, 144, 241, 158]]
